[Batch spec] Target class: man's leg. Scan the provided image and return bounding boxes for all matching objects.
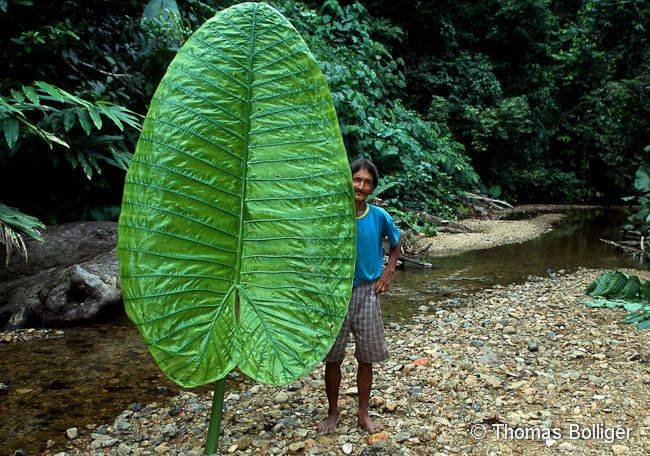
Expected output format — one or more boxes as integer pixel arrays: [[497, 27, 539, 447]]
[[317, 361, 342, 433], [354, 284, 388, 433], [357, 360, 382, 433]]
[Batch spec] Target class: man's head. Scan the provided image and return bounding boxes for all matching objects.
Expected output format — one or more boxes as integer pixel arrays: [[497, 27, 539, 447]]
[[350, 157, 379, 204]]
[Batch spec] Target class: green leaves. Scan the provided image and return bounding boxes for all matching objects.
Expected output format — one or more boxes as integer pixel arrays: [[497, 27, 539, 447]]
[[118, 3, 355, 387], [583, 270, 650, 330], [634, 165, 650, 194], [0, 81, 141, 178], [143, 0, 180, 22], [0, 203, 45, 265], [623, 163, 650, 236], [2, 118, 18, 149]]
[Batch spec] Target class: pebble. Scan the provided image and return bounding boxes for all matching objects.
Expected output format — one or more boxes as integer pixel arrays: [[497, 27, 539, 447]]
[[366, 432, 389, 445], [117, 443, 132, 455], [0, 328, 64, 344], [612, 444, 629, 455], [274, 391, 289, 404], [52, 268, 650, 456], [65, 427, 78, 440]]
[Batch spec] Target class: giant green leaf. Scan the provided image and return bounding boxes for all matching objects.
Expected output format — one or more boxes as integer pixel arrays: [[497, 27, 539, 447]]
[[118, 2, 355, 388]]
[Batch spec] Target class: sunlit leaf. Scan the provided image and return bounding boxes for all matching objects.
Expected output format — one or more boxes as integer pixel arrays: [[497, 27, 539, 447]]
[[118, 2, 355, 388]]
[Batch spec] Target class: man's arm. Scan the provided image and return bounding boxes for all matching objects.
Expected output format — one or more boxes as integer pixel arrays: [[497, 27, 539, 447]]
[[374, 234, 401, 294]]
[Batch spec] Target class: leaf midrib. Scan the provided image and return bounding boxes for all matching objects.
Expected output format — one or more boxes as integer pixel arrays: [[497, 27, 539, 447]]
[[232, 3, 259, 321]]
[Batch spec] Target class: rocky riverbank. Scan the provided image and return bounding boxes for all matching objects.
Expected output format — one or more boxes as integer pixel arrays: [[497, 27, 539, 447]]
[[418, 212, 566, 258], [46, 267, 650, 456], [1, 328, 64, 344]]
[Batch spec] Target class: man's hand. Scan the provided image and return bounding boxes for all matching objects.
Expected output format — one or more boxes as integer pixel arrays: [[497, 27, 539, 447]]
[[373, 270, 394, 294]]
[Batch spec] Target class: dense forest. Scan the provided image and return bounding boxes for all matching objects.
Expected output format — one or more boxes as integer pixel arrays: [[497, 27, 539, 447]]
[[1, 0, 648, 255]]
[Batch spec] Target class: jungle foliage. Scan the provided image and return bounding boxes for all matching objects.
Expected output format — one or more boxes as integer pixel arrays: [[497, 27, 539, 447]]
[[622, 162, 650, 236], [0, 0, 648, 254], [368, 0, 649, 203]]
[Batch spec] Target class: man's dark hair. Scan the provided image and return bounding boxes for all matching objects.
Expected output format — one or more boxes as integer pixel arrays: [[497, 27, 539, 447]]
[[350, 157, 379, 189]]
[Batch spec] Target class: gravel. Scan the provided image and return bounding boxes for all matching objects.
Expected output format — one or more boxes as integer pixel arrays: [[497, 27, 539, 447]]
[[47, 268, 650, 455]]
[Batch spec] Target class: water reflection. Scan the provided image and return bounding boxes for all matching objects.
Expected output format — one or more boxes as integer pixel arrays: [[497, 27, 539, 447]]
[[381, 208, 646, 319]]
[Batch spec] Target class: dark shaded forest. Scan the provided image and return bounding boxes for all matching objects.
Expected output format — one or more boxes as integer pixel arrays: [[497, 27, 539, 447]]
[[1, 0, 648, 248]]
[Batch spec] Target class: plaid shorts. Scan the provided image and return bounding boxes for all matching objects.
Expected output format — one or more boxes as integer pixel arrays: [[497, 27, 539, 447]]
[[325, 282, 389, 363]]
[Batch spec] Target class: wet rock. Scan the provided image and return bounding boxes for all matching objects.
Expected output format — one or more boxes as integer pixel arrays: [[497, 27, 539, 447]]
[[66, 427, 78, 440], [90, 434, 118, 448], [117, 443, 132, 455], [114, 415, 130, 432], [129, 402, 142, 412]]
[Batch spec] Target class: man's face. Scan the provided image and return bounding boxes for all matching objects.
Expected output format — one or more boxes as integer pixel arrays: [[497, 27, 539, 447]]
[[352, 168, 374, 203]]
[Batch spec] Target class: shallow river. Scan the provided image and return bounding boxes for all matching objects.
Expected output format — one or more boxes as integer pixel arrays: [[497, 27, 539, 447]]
[[0, 208, 646, 454]]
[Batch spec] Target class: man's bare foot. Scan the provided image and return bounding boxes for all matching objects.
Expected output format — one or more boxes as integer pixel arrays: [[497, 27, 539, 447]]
[[317, 411, 340, 434], [358, 414, 383, 433]]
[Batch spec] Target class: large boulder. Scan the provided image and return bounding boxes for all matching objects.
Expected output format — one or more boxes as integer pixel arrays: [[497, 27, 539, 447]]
[[0, 221, 122, 330]]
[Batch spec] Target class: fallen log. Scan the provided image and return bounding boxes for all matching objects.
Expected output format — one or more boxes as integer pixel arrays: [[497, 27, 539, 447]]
[[599, 238, 650, 260], [416, 212, 472, 233], [462, 191, 513, 209], [399, 255, 433, 269], [0, 222, 122, 330]]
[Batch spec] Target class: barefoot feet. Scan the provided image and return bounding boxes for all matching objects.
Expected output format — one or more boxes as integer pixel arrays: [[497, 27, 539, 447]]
[[317, 410, 340, 434], [358, 413, 383, 433]]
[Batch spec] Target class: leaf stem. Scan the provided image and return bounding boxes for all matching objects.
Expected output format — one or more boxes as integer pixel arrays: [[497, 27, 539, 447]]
[[204, 377, 226, 455]]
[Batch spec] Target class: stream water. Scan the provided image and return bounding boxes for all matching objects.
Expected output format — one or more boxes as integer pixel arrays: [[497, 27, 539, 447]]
[[0, 208, 646, 455]]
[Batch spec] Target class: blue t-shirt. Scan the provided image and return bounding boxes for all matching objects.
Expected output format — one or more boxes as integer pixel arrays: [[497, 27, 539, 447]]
[[354, 204, 401, 287]]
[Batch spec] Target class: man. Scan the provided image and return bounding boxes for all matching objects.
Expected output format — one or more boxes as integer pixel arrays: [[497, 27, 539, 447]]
[[317, 157, 401, 434]]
